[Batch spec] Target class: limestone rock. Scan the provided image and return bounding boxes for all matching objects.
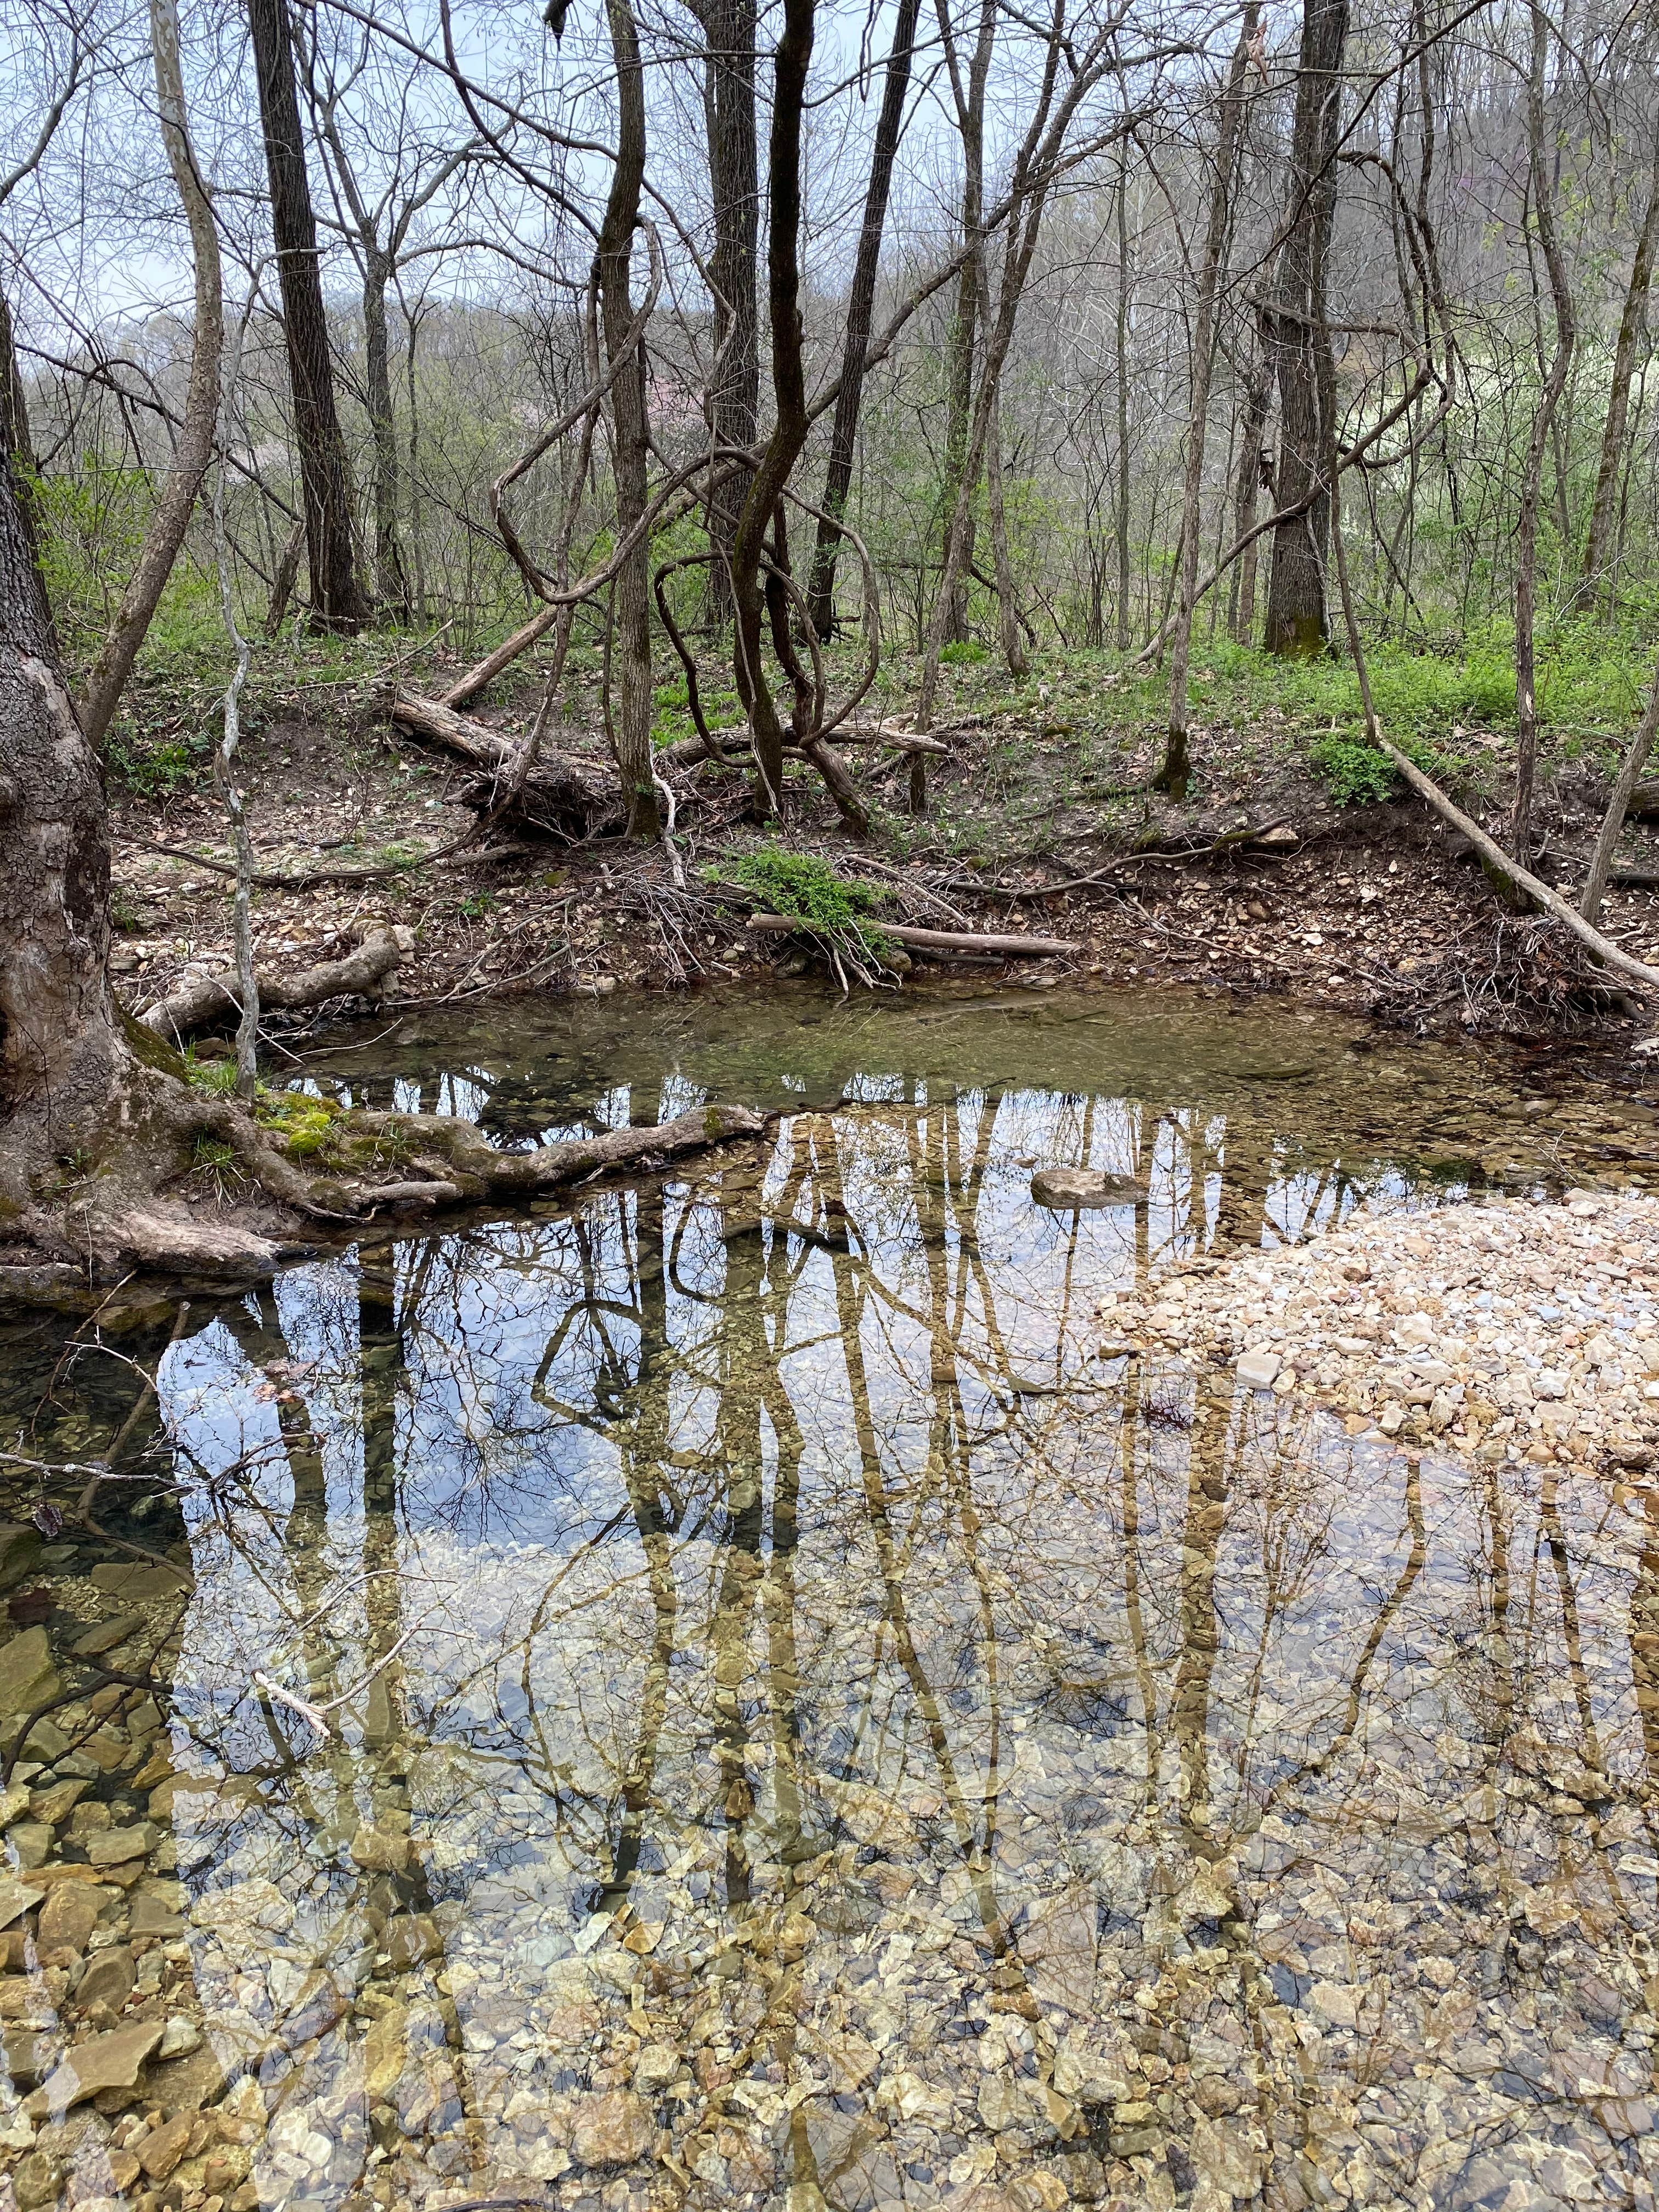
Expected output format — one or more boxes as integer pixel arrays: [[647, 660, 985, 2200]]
[[350, 1821, 417, 1874], [37, 1884, 100, 1953], [84, 1823, 153, 1867], [27, 2019, 164, 2112], [0, 1526, 43, 1594], [1235, 1350, 1280, 1390], [137, 2111, 194, 2181], [1030, 1167, 1143, 1210], [157, 2015, 201, 2059], [71, 1615, 142, 1657], [0, 1877, 43, 1931], [75, 1945, 134, 2012], [91, 1561, 192, 1601], [364, 2003, 410, 2101], [571, 2089, 654, 2168], [0, 1629, 59, 1748]]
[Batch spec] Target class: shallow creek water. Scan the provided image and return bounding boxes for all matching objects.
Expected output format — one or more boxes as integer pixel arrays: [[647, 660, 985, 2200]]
[[4, 985, 1659, 2212]]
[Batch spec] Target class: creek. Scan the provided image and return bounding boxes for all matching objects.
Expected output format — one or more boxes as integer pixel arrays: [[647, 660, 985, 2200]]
[[1, 981, 1657, 2211]]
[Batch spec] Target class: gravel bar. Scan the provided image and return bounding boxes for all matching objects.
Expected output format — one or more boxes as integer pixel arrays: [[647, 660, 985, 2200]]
[[1102, 1189, 1659, 1476]]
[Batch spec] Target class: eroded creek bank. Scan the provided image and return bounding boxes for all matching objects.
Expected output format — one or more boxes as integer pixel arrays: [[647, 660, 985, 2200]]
[[2, 981, 1659, 2212]]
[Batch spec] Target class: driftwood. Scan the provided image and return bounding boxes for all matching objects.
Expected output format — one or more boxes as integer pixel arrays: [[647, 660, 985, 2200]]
[[138, 927, 409, 1040], [1373, 732, 1659, 995], [746, 913, 1078, 958], [390, 691, 618, 835]]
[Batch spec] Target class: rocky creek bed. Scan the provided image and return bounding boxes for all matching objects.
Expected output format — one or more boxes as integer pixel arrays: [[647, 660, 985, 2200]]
[[4, 989, 1659, 2212], [1104, 1187, 1659, 1484]]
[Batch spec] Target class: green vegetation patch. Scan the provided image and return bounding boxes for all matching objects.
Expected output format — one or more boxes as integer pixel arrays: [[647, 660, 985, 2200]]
[[709, 845, 898, 972]]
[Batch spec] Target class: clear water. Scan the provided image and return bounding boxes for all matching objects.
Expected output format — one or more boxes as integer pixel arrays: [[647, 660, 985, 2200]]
[[2, 983, 1658, 2212]]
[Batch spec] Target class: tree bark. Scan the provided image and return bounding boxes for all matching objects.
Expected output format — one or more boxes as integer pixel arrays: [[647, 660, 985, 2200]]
[[804, 0, 922, 640], [1510, 0, 1575, 856], [1161, 1, 1258, 795], [693, 0, 759, 613], [596, 0, 659, 839], [1577, 134, 1659, 608], [729, 0, 817, 820], [362, 251, 409, 618], [1262, 0, 1348, 658], [1581, 656, 1659, 928], [0, 446, 120, 1228], [0, 292, 53, 659], [78, 0, 224, 748], [247, 0, 366, 632], [933, 0, 997, 651]]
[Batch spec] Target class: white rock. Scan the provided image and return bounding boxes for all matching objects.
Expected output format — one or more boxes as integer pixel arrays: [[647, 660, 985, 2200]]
[[1237, 1350, 1280, 1390]]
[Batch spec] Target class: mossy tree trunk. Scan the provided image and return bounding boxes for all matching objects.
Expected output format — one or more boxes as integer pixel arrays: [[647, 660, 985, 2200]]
[[0, 446, 121, 1238]]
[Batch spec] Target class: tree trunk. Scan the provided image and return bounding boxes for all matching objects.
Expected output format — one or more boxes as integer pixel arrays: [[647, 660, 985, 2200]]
[[695, 0, 759, 614], [729, 0, 817, 820], [1577, 135, 1659, 608], [1228, 341, 1271, 640], [363, 251, 409, 619], [1581, 654, 1659, 928], [1114, 163, 1132, 651], [0, 448, 120, 1227], [1161, 0, 1258, 794], [78, 0, 225, 748], [804, 0, 922, 640], [0, 291, 53, 658], [986, 397, 1026, 677], [1262, 0, 1348, 658], [247, 0, 366, 633], [1510, 0, 1575, 856], [596, 0, 659, 839], [934, 0, 996, 650]]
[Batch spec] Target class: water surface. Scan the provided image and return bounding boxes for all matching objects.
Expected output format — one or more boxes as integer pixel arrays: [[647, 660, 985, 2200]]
[[1, 984, 1657, 2211]]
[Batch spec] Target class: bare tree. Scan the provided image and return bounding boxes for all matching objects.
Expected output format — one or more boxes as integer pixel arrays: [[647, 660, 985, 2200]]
[[1262, 0, 1348, 657], [78, 0, 224, 747], [1161, 1, 1260, 797], [248, 0, 367, 630], [1510, 0, 1575, 856]]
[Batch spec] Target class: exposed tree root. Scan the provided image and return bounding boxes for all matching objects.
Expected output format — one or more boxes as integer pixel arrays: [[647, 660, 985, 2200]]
[[2, 1036, 772, 1305]]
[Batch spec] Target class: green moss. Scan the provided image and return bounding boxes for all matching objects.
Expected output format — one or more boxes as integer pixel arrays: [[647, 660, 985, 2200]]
[[256, 1090, 343, 1159]]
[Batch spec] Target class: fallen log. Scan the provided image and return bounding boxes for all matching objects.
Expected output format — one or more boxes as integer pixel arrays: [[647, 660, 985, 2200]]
[[138, 927, 410, 1040], [1373, 733, 1659, 995], [389, 691, 618, 834], [745, 913, 1078, 958], [655, 724, 950, 774]]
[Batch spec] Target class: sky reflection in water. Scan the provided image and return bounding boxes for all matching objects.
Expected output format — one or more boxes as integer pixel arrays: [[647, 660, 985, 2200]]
[[2, 985, 1656, 2211]]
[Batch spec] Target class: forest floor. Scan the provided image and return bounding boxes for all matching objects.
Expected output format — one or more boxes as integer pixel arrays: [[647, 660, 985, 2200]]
[[100, 622, 1659, 1055]]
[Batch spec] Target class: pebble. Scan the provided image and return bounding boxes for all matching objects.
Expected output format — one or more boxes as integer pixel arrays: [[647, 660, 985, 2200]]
[[1111, 1189, 1659, 1472]]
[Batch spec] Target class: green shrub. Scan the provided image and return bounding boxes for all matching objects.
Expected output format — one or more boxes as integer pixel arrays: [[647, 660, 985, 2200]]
[[939, 639, 989, 667]]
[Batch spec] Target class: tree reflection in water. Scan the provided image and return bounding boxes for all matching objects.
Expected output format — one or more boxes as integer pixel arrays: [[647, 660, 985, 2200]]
[[1, 1003, 1656, 2211]]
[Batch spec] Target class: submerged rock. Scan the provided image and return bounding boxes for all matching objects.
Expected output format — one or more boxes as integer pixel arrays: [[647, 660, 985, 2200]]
[[1030, 1167, 1144, 1210], [27, 2018, 163, 2112]]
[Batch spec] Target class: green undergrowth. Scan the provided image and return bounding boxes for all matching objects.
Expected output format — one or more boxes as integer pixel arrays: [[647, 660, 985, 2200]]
[[709, 846, 898, 972]]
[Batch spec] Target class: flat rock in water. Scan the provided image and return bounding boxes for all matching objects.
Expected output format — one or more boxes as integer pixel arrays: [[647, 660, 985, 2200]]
[[571, 2090, 654, 2168], [71, 1615, 143, 1658], [0, 1880, 43, 1932], [0, 1629, 59, 1747], [1030, 1167, 1143, 1210], [90, 1562, 191, 1602], [146, 2040, 227, 2115], [28, 2020, 163, 2113], [84, 1825, 152, 1868]]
